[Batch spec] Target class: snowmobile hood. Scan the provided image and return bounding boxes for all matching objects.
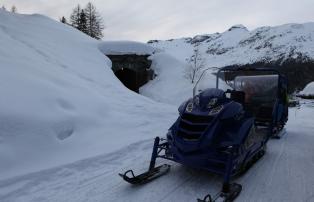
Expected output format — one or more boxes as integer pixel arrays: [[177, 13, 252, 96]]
[[197, 88, 226, 110], [178, 88, 227, 115], [170, 99, 244, 154]]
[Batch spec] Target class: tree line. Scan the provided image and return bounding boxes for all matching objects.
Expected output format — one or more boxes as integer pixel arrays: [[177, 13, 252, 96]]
[[61, 2, 104, 40]]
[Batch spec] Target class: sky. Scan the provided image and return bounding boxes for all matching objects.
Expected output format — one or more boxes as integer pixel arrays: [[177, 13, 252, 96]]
[[1, 0, 314, 42]]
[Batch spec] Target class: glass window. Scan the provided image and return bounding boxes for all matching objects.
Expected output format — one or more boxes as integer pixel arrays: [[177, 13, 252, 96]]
[[234, 75, 279, 103]]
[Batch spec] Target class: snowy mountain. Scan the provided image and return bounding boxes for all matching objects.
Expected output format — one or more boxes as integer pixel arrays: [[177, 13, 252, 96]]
[[0, 10, 176, 180], [148, 23, 314, 92]]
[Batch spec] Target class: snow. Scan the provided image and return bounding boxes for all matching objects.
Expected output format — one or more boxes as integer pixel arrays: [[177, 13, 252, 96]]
[[1, 105, 314, 202], [140, 53, 193, 105], [145, 23, 314, 105], [0, 10, 176, 180], [150, 22, 314, 67], [299, 82, 314, 95], [1, 9, 314, 202], [98, 41, 155, 55]]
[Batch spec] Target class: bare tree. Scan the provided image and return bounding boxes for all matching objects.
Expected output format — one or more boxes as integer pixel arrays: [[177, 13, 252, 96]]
[[185, 45, 205, 84], [10, 5, 17, 13]]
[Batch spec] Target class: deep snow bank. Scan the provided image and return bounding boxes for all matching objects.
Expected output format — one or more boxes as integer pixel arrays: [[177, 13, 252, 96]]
[[0, 10, 176, 180], [140, 53, 194, 105], [140, 41, 217, 106]]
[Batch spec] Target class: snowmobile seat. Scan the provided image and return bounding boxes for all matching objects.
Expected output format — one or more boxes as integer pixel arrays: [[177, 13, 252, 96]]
[[255, 105, 274, 123]]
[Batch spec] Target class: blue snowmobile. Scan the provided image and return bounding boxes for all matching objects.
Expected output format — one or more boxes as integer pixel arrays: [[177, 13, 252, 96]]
[[119, 67, 288, 201]]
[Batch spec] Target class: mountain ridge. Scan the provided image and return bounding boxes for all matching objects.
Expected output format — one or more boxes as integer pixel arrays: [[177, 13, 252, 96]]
[[148, 22, 314, 92]]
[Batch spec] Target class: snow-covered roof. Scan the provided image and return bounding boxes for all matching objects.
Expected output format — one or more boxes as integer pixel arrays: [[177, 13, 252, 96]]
[[299, 82, 314, 95], [98, 41, 155, 56]]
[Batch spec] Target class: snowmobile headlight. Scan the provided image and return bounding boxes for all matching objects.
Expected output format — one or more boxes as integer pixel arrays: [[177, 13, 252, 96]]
[[167, 130, 173, 141], [207, 98, 218, 108], [186, 102, 193, 112], [178, 101, 187, 115], [209, 105, 223, 116], [194, 96, 200, 106]]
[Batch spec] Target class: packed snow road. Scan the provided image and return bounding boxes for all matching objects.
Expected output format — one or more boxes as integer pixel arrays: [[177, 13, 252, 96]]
[[1, 104, 314, 202]]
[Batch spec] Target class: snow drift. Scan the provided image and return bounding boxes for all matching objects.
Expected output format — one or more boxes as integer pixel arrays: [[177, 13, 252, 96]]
[[0, 10, 176, 180]]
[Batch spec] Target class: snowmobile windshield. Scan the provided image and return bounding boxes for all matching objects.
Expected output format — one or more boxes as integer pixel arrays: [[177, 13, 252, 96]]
[[193, 68, 231, 98]]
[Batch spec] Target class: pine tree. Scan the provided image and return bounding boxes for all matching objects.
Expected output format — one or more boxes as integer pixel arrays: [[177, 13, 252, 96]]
[[11, 5, 17, 13], [78, 10, 88, 34], [69, 4, 81, 28], [84, 2, 104, 39], [60, 16, 67, 24]]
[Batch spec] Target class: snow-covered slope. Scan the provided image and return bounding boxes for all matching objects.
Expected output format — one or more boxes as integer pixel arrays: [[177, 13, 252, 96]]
[[0, 10, 176, 180], [149, 23, 314, 66], [299, 82, 314, 96], [142, 23, 314, 105]]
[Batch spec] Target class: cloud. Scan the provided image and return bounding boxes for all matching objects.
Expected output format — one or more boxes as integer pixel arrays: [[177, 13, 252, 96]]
[[2, 0, 314, 41]]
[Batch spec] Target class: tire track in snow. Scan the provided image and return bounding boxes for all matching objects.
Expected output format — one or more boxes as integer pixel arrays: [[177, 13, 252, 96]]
[[265, 135, 287, 187], [158, 169, 195, 202], [0, 139, 153, 202]]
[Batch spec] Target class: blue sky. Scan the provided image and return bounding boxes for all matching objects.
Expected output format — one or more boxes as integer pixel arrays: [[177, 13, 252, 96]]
[[2, 0, 314, 41]]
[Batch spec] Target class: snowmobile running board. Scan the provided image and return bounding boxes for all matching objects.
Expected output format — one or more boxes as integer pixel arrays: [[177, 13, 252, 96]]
[[197, 183, 242, 202], [119, 164, 170, 185]]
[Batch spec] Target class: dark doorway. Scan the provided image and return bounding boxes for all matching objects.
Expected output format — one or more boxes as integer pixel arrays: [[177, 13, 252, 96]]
[[114, 68, 138, 92]]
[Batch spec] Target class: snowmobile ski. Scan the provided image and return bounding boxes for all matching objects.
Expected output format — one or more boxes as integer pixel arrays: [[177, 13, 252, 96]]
[[197, 183, 242, 202], [272, 127, 286, 139], [119, 164, 170, 185]]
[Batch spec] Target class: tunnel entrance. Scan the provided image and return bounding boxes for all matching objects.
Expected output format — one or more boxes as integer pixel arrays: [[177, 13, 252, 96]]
[[114, 68, 138, 92], [99, 41, 155, 93], [107, 54, 154, 93]]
